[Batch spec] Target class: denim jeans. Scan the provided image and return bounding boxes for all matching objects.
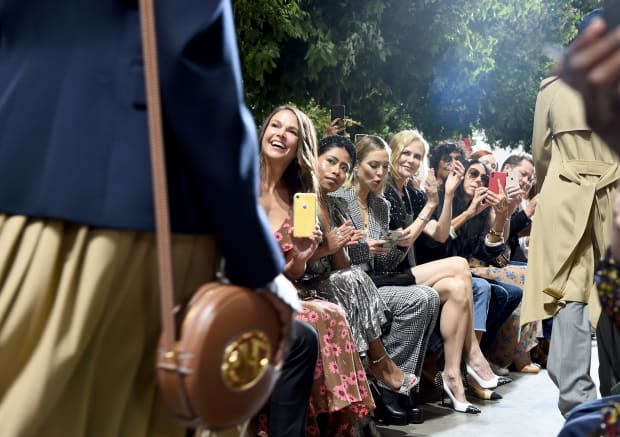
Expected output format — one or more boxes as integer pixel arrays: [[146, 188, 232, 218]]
[[472, 277, 492, 332], [479, 278, 523, 354]]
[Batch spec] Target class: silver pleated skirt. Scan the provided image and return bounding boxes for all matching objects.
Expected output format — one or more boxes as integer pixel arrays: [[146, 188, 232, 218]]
[[298, 265, 389, 354]]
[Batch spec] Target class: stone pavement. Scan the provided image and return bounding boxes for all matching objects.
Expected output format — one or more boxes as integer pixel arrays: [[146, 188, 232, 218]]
[[377, 340, 600, 437]]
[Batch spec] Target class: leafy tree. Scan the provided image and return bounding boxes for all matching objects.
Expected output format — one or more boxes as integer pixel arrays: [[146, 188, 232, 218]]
[[233, 0, 601, 150]]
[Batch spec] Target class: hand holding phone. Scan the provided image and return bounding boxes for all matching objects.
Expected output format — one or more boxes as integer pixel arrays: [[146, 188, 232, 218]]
[[381, 230, 403, 241], [488, 171, 507, 194], [380, 230, 403, 247], [293, 193, 318, 238], [330, 105, 345, 121], [506, 171, 519, 188]]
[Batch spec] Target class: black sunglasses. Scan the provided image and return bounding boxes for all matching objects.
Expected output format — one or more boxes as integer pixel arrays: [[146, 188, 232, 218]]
[[467, 168, 489, 185]]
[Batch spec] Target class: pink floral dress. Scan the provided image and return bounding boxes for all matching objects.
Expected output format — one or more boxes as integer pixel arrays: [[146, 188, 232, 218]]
[[258, 217, 374, 437]]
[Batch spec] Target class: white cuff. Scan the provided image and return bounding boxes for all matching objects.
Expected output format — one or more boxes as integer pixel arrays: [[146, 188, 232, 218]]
[[264, 273, 302, 312]]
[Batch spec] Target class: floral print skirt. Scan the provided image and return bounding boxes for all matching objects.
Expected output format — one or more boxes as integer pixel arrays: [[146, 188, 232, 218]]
[[257, 300, 374, 437], [297, 300, 374, 436]]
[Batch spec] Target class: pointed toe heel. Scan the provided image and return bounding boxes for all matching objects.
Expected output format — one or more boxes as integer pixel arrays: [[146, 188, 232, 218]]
[[434, 372, 481, 414], [468, 384, 502, 401], [465, 363, 500, 389]]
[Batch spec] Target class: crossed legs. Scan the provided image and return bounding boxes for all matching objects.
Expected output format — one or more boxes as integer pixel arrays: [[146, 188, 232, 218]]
[[412, 256, 495, 403]]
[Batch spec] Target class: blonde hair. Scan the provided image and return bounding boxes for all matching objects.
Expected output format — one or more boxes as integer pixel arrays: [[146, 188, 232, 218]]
[[347, 134, 390, 195], [388, 129, 429, 185], [259, 105, 319, 195]]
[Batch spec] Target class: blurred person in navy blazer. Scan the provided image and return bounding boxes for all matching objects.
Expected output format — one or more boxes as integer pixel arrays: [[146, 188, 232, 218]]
[[0, 1, 315, 437]]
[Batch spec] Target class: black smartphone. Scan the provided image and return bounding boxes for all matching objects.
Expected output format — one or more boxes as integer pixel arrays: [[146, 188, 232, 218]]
[[605, 0, 620, 30], [330, 104, 345, 121]]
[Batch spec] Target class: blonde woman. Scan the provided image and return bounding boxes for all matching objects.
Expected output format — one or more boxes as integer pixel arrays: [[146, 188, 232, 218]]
[[338, 135, 506, 414], [259, 106, 376, 435]]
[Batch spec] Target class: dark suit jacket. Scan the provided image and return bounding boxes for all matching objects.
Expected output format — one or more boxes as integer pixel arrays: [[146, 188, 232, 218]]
[[0, 0, 283, 288]]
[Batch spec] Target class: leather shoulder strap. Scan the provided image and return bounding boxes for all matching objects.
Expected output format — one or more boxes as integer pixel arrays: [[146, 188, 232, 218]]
[[139, 0, 176, 353]]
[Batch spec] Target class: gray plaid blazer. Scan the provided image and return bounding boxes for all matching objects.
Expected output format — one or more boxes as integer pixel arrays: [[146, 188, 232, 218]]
[[331, 187, 407, 273]]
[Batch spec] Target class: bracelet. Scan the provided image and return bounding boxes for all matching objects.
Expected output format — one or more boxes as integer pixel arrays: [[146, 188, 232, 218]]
[[488, 228, 504, 239], [449, 225, 458, 240], [417, 212, 431, 222]]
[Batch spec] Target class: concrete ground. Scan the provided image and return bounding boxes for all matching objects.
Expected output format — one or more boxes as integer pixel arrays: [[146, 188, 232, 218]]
[[376, 340, 599, 437]]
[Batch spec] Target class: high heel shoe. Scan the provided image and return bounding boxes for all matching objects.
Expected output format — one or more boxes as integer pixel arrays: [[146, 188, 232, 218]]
[[434, 372, 481, 414], [468, 384, 502, 401], [370, 353, 420, 395], [465, 364, 512, 389], [511, 362, 541, 374], [368, 379, 408, 425]]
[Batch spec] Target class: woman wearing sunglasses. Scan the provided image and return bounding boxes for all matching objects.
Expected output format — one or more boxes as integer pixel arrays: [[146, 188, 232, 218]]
[[337, 136, 505, 415], [446, 160, 541, 375]]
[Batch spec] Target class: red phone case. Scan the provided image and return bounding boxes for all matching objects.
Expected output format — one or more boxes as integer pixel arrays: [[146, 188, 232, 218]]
[[488, 171, 506, 194]]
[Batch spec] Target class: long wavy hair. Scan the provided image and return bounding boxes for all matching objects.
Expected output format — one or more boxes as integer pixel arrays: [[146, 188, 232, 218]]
[[259, 105, 319, 196]]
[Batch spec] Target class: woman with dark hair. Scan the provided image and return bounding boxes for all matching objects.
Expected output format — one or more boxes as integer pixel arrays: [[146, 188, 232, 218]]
[[446, 160, 539, 374], [428, 142, 466, 186]]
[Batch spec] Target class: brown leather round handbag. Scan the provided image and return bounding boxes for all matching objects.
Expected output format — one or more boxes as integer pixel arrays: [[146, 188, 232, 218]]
[[139, 0, 285, 429], [156, 282, 282, 429]]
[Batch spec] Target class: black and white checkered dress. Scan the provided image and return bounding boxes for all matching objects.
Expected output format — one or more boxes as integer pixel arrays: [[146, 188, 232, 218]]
[[332, 187, 440, 378]]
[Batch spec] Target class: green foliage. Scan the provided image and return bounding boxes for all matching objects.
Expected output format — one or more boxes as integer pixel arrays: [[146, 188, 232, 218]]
[[233, 0, 601, 150]]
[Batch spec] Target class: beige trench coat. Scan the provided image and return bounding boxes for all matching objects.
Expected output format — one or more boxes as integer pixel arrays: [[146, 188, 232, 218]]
[[521, 77, 619, 328]]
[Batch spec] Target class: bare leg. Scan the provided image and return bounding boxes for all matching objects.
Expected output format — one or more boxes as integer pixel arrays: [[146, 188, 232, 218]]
[[412, 257, 472, 403], [367, 338, 417, 389]]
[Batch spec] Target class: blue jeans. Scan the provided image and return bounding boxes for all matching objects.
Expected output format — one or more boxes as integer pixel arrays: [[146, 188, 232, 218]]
[[472, 277, 492, 332], [479, 278, 522, 355]]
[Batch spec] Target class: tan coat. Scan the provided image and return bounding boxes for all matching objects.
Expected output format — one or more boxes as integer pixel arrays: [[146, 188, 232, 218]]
[[521, 77, 619, 328]]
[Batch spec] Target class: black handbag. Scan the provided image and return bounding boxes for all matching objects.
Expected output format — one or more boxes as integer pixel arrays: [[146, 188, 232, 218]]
[[368, 270, 416, 287]]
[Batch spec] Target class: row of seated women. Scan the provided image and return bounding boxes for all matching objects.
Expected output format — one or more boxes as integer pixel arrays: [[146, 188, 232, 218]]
[[423, 143, 543, 375], [255, 105, 526, 436]]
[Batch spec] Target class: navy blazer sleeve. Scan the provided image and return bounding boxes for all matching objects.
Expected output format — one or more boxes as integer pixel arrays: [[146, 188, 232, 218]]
[[155, 1, 284, 288]]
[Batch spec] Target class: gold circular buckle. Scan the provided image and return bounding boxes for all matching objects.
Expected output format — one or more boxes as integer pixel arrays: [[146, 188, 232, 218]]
[[221, 331, 271, 391]]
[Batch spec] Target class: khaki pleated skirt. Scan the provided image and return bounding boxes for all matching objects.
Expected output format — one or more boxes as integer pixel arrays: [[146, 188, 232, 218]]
[[0, 213, 223, 437]]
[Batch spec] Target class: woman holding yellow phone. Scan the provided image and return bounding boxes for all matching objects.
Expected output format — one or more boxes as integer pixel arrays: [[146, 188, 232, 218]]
[[258, 106, 374, 435]]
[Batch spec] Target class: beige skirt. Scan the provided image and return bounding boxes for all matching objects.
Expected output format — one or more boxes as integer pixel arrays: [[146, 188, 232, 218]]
[[0, 213, 221, 437]]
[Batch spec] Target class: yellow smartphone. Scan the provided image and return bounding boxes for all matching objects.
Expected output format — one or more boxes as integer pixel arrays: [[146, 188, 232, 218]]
[[293, 193, 317, 238]]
